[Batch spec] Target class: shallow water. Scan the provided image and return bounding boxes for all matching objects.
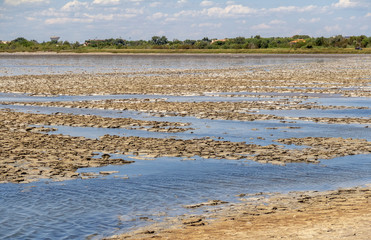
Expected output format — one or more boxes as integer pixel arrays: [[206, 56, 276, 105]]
[[259, 108, 371, 118], [0, 54, 343, 76], [4, 103, 371, 144], [0, 55, 370, 240], [1, 154, 370, 239]]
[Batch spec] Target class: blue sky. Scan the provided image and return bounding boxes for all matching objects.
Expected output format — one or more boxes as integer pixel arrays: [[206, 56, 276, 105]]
[[1, 0, 370, 42]]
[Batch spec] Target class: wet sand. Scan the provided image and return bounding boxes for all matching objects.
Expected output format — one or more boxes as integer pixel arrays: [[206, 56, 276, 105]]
[[109, 186, 371, 240]]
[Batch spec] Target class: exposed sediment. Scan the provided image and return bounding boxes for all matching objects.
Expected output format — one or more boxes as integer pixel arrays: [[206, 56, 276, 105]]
[[110, 186, 371, 240], [1, 57, 370, 184], [0, 109, 193, 133], [0, 59, 370, 97], [5, 98, 368, 112], [1, 110, 371, 183], [4, 100, 370, 125]]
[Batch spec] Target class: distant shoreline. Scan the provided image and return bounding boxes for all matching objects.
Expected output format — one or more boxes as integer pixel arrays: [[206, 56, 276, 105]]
[[0, 47, 371, 55], [0, 51, 370, 57]]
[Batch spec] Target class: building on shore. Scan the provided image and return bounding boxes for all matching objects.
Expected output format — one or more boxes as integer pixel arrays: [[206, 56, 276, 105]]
[[289, 39, 306, 45], [211, 39, 227, 44], [50, 36, 60, 42]]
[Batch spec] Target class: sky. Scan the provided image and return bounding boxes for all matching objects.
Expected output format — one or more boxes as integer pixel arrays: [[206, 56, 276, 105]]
[[0, 0, 371, 42]]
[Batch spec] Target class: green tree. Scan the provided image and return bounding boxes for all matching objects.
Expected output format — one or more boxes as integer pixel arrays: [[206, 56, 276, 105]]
[[314, 37, 325, 46], [151, 36, 168, 45]]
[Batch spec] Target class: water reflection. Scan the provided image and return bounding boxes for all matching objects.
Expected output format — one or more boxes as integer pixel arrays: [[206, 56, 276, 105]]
[[0, 54, 346, 76]]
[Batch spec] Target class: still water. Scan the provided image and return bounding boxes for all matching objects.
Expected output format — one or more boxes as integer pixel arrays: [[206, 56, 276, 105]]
[[0, 53, 344, 76], [0, 54, 370, 239]]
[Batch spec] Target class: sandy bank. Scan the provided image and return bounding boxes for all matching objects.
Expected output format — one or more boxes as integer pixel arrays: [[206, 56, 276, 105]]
[[108, 186, 371, 240]]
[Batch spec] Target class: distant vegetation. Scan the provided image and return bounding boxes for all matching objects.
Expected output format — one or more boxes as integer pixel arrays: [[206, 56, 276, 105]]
[[1, 35, 371, 53]]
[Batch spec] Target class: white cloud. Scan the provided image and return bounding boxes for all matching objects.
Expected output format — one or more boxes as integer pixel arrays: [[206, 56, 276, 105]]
[[200, 1, 213, 7], [269, 19, 286, 25], [61, 0, 89, 12], [84, 13, 137, 21], [147, 12, 168, 20], [84, 13, 114, 21], [149, 2, 161, 7], [26, 17, 37, 21], [45, 17, 93, 25], [269, 5, 318, 13], [177, 0, 187, 4], [332, 0, 363, 8], [365, 13, 371, 17], [4, 0, 49, 6], [192, 22, 221, 28], [199, 4, 322, 19], [310, 17, 321, 23], [324, 24, 341, 32], [174, 10, 199, 17], [93, 0, 120, 5], [203, 5, 257, 18], [299, 17, 320, 23], [251, 23, 271, 30], [39, 8, 66, 17], [125, 8, 144, 14], [164, 17, 178, 22]]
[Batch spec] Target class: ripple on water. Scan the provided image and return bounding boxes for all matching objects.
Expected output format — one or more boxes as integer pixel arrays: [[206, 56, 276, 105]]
[[1, 154, 370, 239]]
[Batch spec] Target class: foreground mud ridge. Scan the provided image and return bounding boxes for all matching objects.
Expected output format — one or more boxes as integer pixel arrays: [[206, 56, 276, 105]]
[[109, 186, 371, 240]]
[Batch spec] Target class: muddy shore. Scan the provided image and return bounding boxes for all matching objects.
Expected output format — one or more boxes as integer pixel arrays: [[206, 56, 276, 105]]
[[108, 186, 371, 240], [1, 59, 371, 97]]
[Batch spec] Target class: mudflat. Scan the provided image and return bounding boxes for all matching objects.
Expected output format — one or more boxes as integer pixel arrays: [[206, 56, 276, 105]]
[[109, 186, 371, 240], [0, 55, 370, 238]]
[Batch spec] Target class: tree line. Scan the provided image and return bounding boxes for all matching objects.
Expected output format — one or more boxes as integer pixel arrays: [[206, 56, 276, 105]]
[[1, 35, 370, 52]]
